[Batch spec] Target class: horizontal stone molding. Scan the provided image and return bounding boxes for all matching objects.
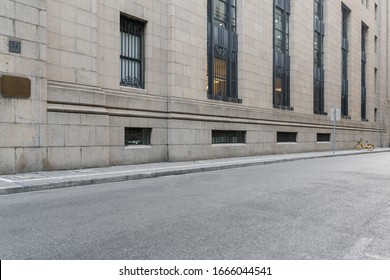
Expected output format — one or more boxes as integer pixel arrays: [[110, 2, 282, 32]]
[[46, 81, 386, 134], [46, 100, 385, 134], [168, 112, 384, 133], [47, 103, 108, 115]]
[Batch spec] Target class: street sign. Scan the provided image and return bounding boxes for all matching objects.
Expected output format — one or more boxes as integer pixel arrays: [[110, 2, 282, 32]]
[[330, 108, 341, 121]]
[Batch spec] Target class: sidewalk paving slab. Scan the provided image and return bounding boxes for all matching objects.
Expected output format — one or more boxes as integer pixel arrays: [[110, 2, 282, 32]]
[[1, 148, 389, 195]]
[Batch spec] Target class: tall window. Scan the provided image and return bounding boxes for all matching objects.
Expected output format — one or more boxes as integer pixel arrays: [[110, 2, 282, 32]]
[[341, 4, 350, 117], [375, 3, 378, 20], [273, 0, 291, 110], [120, 15, 145, 88], [207, 0, 240, 103], [361, 22, 368, 121], [374, 67, 378, 95], [314, 0, 325, 114]]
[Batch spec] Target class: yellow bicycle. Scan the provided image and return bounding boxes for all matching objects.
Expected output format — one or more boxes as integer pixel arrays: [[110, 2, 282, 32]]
[[355, 138, 374, 151]]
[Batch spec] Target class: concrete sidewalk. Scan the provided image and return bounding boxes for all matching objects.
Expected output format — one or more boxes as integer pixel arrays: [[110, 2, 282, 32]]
[[1, 148, 389, 195]]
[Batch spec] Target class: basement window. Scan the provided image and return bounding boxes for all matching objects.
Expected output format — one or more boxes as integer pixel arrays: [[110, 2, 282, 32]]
[[277, 132, 297, 143], [212, 130, 246, 144], [317, 133, 330, 142], [125, 128, 151, 145]]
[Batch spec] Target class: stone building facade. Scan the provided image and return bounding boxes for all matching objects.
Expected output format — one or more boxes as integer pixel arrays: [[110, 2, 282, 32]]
[[1, 0, 389, 174]]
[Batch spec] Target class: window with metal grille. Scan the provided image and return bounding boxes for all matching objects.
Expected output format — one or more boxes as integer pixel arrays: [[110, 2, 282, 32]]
[[317, 133, 330, 142], [125, 128, 151, 145], [273, 0, 291, 110], [212, 130, 246, 144], [277, 132, 297, 143], [120, 15, 145, 88], [361, 22, 368, 121], [341, 4, 350, 117], [207, 0, 240, 103], [314, 0, 325, 115]]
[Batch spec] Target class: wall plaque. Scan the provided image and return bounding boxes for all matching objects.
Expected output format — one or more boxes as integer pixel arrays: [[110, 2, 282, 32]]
[[9, 40, 21, 54], [0, 75, 31, 98]]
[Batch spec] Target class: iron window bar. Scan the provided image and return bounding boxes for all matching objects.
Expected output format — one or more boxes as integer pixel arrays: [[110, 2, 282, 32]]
[[120, 16, 145, 89]]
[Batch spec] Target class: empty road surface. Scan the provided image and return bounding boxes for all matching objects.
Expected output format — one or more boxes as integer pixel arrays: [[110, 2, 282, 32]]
[[1, 152, 390, 259]]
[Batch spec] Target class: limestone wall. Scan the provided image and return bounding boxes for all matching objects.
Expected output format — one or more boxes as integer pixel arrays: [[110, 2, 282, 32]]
[[0, 0, 47, 174], [0, 0, 389, 174]]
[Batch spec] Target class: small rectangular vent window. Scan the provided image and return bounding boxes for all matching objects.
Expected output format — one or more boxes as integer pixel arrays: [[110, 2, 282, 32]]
[[277, 132, 297, 143], [317, 133, 330, 142], [125, 128, 151, 145], [212, 130, 246, 144]]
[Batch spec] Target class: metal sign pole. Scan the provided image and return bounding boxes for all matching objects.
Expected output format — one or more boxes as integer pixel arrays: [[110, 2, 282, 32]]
[[333, 108, 336, 154]]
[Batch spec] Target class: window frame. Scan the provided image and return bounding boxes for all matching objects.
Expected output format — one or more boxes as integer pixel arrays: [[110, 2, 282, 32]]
[[212, 130, 246, 144], [277, 132, 297, 143], [120, 15, 145, 89], [341, 4, 350, 118], [124, 127, 151, 146], [207, 0, 240, 103], [313, 0, 325, 115], [317, 133, 330, 142], [273, 0, 291, 110], [361, 22, 368, 121]]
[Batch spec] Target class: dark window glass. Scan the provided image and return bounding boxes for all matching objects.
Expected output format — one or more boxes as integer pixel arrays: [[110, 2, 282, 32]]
[[341, 4, 350, 117], [374, 36, 377, 53], [231, 0, 237, 31], [314, 80, 324, 115], [120, 16, 145, 88], [314, 33, 322, 68], [273, 0, 290, 109], [317, 133, 330, 142], [212, 130, 246, 144], [277, 132, 297, 143], [342, 49, 348, 78], [342, 6, 349, 38], [275, 30, 284, 52], [275, 10, 283, 29], [361, 23, 368, 121], [313, 0, 325, 115], [374, 67, 378, 94], [213, 0, 227, 27], [274, 7, 289, 53], [125, 128, 151, 145], [375, 3, 378, 20], [314, 0, 321, 17], [285, 15, 289, 52], [207, 0, 239, 103]]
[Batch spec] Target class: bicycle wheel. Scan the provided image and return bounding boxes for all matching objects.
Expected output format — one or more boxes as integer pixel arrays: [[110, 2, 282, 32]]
[[355, 143, 363, 150], [367, 144, 374, 151]]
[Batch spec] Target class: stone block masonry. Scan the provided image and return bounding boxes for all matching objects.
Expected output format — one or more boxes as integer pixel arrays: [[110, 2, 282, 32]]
[[0, 0, 389, 174]]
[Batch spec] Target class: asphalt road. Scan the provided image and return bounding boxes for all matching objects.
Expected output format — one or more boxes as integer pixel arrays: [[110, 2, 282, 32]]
[[1, 153, 390, 259]]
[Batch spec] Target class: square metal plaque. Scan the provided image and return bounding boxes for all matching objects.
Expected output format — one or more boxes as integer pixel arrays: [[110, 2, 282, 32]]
[[9, 40, 21, 54]]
